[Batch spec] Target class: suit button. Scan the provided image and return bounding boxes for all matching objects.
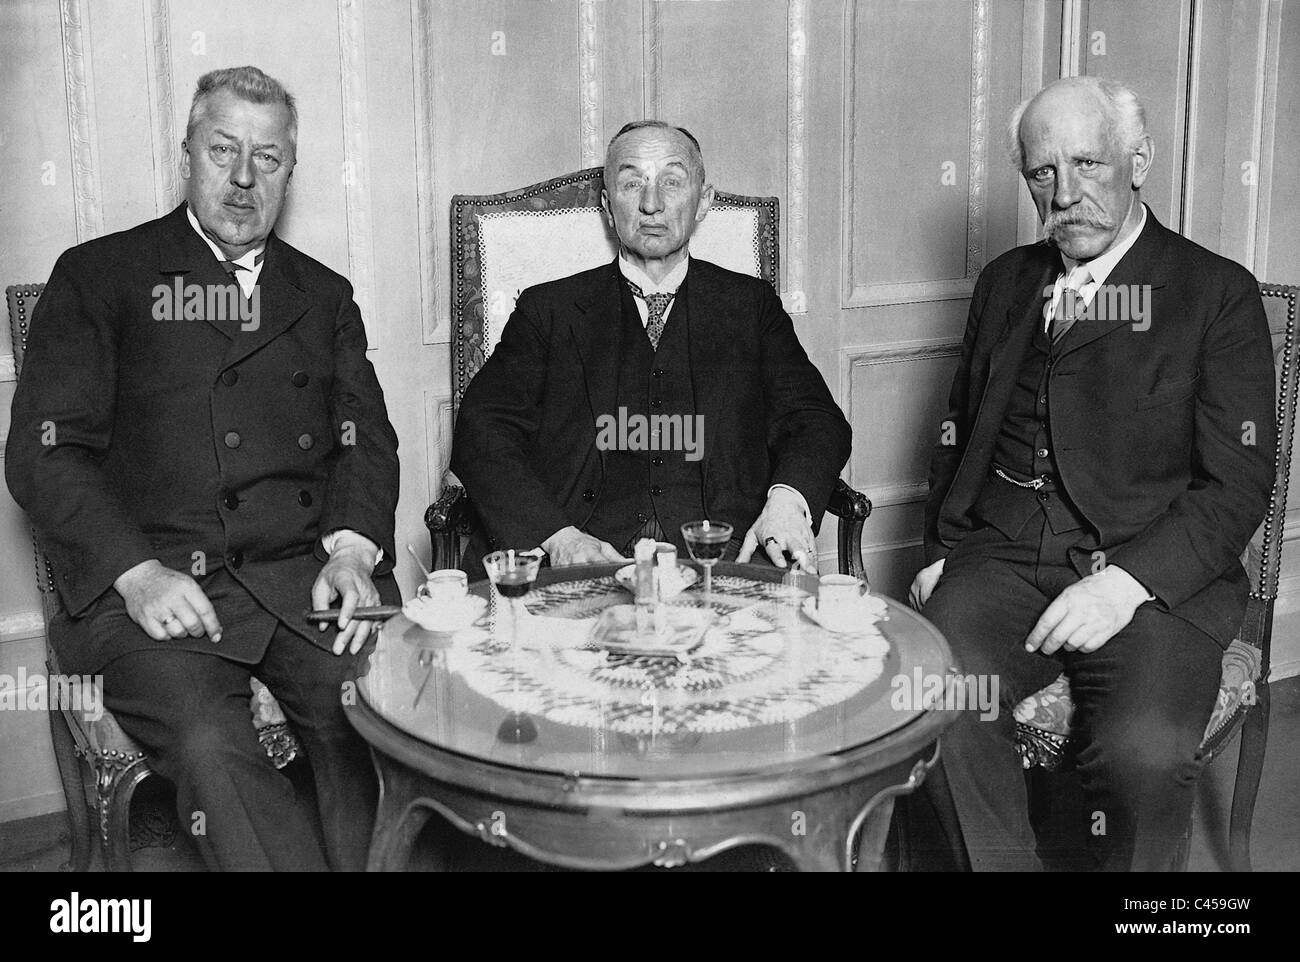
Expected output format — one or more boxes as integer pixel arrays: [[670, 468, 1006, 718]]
[[651, 485, 663, 497], [291, 371, 309, 388], [221, 369, 239, 386], [298, 490, 313, 507], [297, 433, 314, 450], [636, 512, 649, 524], [223, 492, 239, 510], [581, 488, 595, 502], [1039, 395, 1048, 405], [1036, 448, 1049, 458], [227, 551, 244, 569], [651, 456, 664, 467], [650, 398, 663, 409], [1037, 492, 1049, 503], [224, 431, 241, 449], [651, 369, 664, 379]]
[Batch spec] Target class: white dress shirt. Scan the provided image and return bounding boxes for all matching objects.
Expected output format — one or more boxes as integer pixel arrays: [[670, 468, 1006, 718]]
[[1044, 202, 1148, 331]]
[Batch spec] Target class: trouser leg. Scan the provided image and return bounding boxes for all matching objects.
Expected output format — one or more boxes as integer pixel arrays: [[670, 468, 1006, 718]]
[[254, 623, 377, 872], [918, 530, 1063, 870], [100, 648, 329, 871], [1062, 608, 1222, 871]]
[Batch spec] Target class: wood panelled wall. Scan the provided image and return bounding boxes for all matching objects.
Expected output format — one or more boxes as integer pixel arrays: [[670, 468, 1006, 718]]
[[0, 0, 1295, 822]]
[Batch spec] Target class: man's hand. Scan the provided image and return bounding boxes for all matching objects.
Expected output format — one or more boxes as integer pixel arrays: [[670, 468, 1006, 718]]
[[736, 488, 817, 572], [311, 544, 381, 656], [1026, 565, 1153, 655], [542, 526, 627, 567], [909, 558, 946, 611], [114, 559, 223, 643]]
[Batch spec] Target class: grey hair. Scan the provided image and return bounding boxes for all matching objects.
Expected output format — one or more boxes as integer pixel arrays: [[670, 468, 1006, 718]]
[[604, 120, 706, 184], [185, 66, 298, 159], [1007, 76, 1146, 171]]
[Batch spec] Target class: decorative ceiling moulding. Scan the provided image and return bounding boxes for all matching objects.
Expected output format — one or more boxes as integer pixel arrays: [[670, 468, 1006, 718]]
[[784, 0, 809, 315], [413, 0, 445, 344], [143, 0, 179, 215], [579, 0, 602, 169], [338, 0, 378, 349], [840, 0, 989, 309], [60, 0, 104, 244]]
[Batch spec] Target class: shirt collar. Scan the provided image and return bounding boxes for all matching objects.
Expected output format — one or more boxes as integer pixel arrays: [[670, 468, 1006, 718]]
[[185, 203, 265, 271], [618, 252, 689, 296], [1059, 201, 1147, 287]]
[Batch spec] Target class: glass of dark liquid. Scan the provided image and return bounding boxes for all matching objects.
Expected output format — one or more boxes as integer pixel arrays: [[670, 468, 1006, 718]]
[[680, 521, 733, 598], [482, 549, 543, 745]]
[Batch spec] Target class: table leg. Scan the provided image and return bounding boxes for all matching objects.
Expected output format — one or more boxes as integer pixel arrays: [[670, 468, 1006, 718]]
[[367, 759, 435, 872]]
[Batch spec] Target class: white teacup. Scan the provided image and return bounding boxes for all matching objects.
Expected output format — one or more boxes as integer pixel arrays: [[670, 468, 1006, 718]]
[[417, 569, 469, 604], [818, 574, 866, 610]]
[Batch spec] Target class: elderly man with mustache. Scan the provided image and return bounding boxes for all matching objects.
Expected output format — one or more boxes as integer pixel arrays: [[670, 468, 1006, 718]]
[[903, 76, 1275, 871], [7, 66, 399, 871]]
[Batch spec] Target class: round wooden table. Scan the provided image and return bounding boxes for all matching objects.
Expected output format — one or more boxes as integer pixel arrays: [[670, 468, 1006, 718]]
[[345, 562, 955, 871]]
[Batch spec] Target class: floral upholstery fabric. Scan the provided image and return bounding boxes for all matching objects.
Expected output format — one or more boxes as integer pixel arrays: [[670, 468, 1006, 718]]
[[77, 677, 289, 759], [1014, 638, 1262, 742]]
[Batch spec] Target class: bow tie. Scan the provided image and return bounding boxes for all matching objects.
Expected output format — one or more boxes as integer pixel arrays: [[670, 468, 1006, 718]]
[[220, 251, 265, 275]]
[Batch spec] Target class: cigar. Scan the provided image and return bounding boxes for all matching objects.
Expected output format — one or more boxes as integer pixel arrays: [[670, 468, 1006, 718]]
[[302, 605, 403, 623]]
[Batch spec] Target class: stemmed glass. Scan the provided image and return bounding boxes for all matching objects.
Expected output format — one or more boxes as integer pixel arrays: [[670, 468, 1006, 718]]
[[680, 521, 733, 598], [482, 549, 542, 744]]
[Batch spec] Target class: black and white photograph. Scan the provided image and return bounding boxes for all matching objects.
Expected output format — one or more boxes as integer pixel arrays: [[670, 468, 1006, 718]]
[[0, 0, 1295, 933]]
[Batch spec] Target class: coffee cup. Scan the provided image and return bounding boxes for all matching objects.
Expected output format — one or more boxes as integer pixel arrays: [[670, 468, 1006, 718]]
[[818, 574, 865, 610], [417, 569, 469, 604]]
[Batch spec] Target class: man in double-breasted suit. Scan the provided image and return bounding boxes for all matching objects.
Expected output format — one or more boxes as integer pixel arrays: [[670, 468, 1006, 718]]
[[907, 77, 1275, 871], [5, 67, 399, 871], [452, 121, 850, 572]]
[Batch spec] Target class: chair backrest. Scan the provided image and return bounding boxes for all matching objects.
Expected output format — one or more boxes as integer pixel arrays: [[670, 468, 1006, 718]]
[[5, 283, 61, 617], [449, 166, 779, 414], [1249, 282, 1300, 611]]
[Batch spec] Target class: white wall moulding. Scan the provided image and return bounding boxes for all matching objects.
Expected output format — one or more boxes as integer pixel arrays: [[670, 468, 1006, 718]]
[[579, 0, 602, 169], [60, 0, 103, 244], [424, 391, 453, 505], [413, 0, 445, 344], [1059, 0, 1084, 78], [784, 0, 809, 316], [0, 611, 45, 647], [0, 355, 14, 384], [143, 0, 178, 216], [1250, 0, 1282, 280], [338, 0, 377, 348], [642, 0, 662, 118], [841, 0, 989, 309], [840, 338, 963, 495]]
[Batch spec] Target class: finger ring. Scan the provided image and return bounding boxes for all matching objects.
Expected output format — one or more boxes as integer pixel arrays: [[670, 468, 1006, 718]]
[[763, 536, 778, 547]]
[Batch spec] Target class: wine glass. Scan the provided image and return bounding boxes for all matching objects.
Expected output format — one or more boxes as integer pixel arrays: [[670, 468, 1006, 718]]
[[482, 549, 542, 744], [680, 521, 733, 597]]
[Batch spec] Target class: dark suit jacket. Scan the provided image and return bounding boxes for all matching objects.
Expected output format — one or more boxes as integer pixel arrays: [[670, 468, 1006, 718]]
[[451, 258, 851, 555], [924, 209, 1275, 646], [5, 204, 400, 674]]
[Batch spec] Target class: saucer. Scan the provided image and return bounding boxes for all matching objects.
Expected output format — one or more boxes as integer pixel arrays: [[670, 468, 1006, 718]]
[[403, 594, 488, 633], [614, 563, 699, 599], [800, 594, 889, 634]]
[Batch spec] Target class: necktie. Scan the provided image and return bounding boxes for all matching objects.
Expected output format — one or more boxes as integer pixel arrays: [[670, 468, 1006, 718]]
[[626, 279, 675, 351], [1051, 266, 1092, 344]]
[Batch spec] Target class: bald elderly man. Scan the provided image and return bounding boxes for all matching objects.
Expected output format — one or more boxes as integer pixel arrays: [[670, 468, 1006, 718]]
[[453, 120, 850, 574], [907, 77, 1274, 871]]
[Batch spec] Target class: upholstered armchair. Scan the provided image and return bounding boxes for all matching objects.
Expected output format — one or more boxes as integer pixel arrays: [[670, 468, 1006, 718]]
[[6, 284, 301, 871], [1012, 282, 1300, 871], [425, 167, 871, 576]]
